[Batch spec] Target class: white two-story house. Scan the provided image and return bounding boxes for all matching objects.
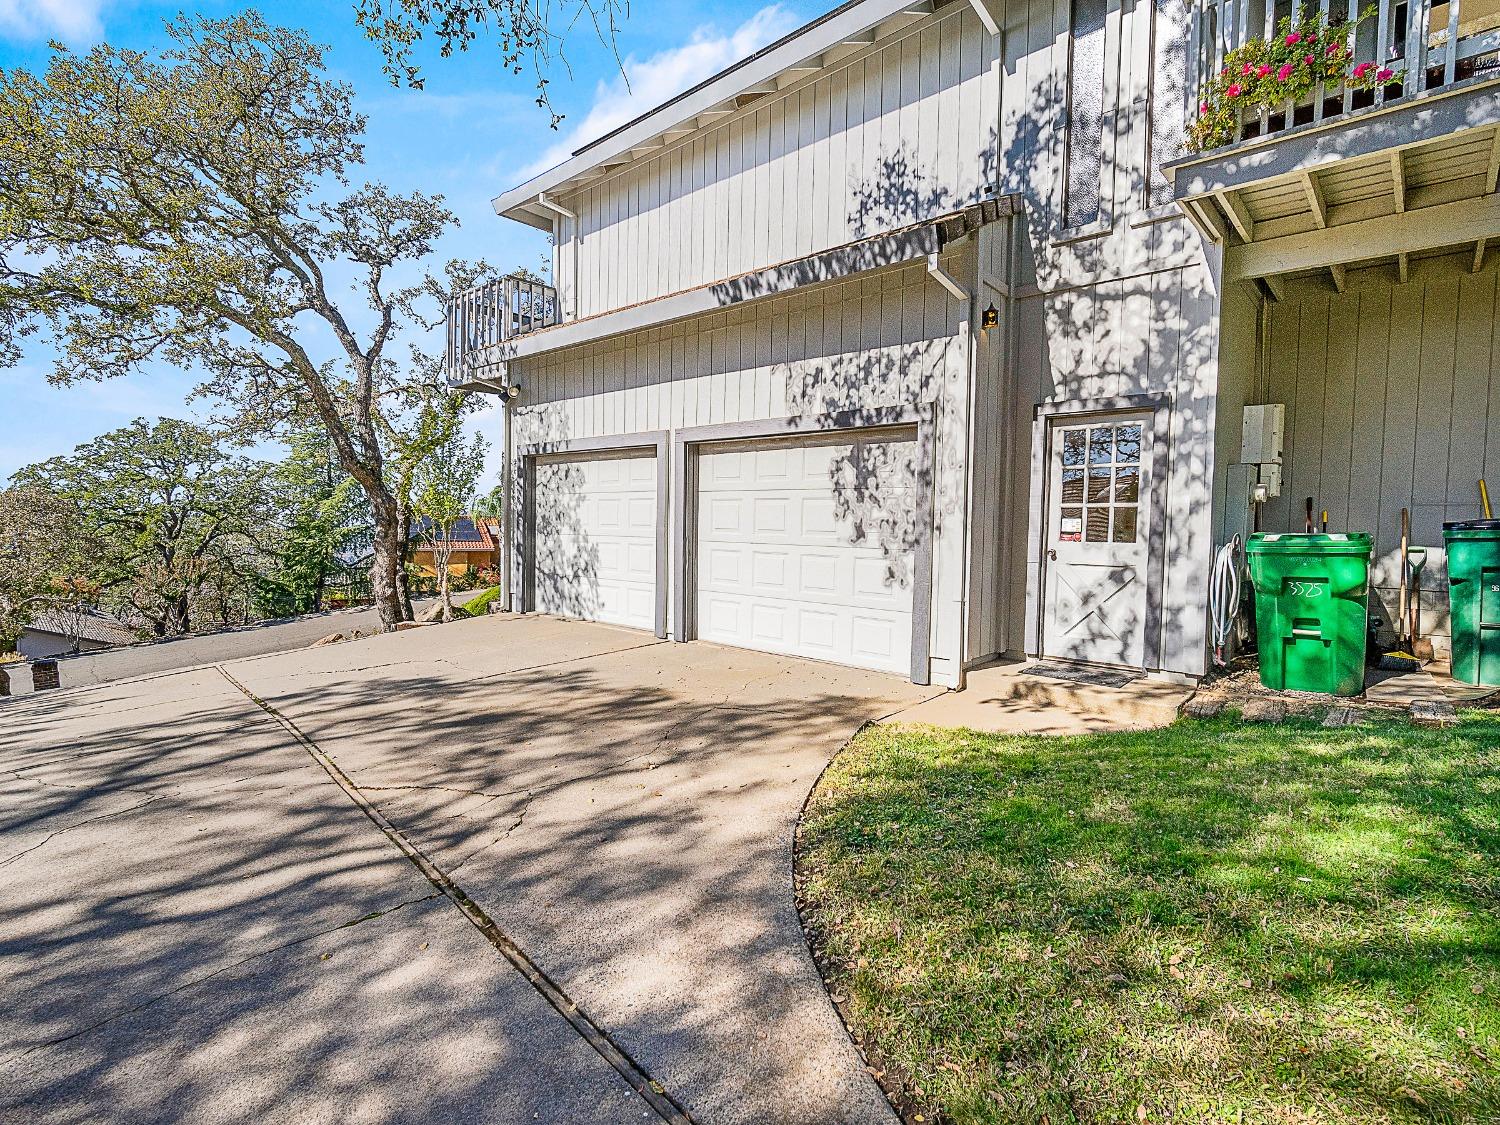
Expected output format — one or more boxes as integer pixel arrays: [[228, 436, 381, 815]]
[[449, 0, 1500, 689]]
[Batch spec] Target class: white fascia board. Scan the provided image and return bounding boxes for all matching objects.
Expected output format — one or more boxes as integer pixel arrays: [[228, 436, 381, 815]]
[[491, 0, 935, 224]]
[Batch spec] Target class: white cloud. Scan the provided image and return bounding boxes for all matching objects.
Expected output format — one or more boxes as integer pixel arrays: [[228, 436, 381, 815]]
[[0, 0, 106, 41], [516, 4, 802, 182]]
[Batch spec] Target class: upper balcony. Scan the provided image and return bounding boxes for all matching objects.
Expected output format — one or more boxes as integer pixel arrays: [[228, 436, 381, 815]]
[[1167, 0, 1500, 298], [446, 274, 560, 387], [1188, 0, 1499, 150]]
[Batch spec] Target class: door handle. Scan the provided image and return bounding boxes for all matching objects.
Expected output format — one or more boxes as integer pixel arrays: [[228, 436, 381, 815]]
[[1047, 548, 1058, 561]]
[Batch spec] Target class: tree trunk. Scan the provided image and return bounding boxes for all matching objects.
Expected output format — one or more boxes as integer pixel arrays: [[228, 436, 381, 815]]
[[437, 542, 453, 622], [368, 501, 407, 630], [395, 499, 415, 621]]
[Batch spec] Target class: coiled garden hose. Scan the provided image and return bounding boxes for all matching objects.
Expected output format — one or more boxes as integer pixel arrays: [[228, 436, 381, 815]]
[[1209, 534, 1244, 667]]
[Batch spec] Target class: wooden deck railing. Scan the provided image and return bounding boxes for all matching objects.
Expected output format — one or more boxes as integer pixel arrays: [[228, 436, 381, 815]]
[[1191, 0, 1500, 148], [446, 275, 560, 382]]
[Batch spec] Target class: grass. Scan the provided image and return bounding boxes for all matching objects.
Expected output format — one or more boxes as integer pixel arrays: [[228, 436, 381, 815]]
[[797, 712, 1500, 1124]]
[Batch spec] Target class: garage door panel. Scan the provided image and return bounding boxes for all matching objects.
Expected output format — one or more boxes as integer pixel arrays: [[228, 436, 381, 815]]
[[698, 434, 917, 493], [694, 429, 917, 676], [534, 450, 656, 633], [698, 542, 912, 611]]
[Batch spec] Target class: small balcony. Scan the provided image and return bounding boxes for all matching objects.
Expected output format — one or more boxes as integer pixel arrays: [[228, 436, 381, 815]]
[[1188, 0, 1499, 151], [446, 274, 561, 386], [1167, 0, 1500, 300]]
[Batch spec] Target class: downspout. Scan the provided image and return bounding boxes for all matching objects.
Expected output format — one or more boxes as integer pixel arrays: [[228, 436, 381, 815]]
[[535, 192, 579, 319], [501, 391, 515, 613]]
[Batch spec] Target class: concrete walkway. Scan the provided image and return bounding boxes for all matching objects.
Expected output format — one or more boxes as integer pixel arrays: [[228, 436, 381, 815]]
[[885, 659, 1190, 734], [0, 614, 934, 1124]]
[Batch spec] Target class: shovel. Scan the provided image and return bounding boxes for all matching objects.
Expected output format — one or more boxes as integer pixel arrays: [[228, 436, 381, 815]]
[[1407, 545, 1431, 662]]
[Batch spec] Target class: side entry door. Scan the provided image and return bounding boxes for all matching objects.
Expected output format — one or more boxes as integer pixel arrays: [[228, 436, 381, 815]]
[[1042, 415, 1151, 668]]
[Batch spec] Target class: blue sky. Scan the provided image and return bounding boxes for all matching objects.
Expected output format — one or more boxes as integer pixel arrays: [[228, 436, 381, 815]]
[[0, 0, 803, 486]]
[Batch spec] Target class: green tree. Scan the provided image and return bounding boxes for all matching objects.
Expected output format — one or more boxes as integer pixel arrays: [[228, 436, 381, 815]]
[[264, 430, 372, 616], [354, 0, 625, 125], [0, 14, 490, 631], [473, 482, 504, 520], [0, 485, 97, 653], [10, 419, 272, 638], [412, 429, 488, 621]]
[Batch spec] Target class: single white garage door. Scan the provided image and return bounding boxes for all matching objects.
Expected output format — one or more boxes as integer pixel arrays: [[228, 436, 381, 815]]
[[694, 429, 918, 675], [533, 449, 657, 632]]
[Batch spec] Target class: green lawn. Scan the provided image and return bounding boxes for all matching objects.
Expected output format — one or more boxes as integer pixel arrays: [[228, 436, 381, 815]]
[[797, 712, 1500, 1124]]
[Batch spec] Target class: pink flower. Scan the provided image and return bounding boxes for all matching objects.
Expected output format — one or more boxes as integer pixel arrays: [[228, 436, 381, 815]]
[[1199, 100, 1210, 112], [1352, 61, 1373, 79], [1242, 62, 1253, 75], [1226, 82, 1242, 97], [1304, 54, 1315, 65], [1376, 67, 1394, 81], [1326, 42, 1342, 54], [1277, 63, 1294, 81], [1285, 31, 1301, 45], [1256, 64, 1271, 77]]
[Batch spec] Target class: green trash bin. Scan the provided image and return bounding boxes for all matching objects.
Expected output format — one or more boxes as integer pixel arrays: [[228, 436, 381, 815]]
[[1442, 519, 1500, 687], [1245, 532, 1373, 696]]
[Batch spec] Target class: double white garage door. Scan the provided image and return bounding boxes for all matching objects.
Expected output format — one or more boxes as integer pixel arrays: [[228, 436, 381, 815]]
[[531, 429, 918, 677]]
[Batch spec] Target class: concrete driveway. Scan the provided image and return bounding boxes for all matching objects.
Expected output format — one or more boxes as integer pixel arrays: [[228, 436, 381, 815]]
[[0, 614, 935, 1124]]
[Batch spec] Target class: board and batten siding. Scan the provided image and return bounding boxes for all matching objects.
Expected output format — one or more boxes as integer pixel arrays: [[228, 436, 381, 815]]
[[1242, 249, 1500, 649], [998, 0, 1209, 294], [510, 250, 978, 684], [1006, 258, 1221, 677], [552, 5, 1001, 320]]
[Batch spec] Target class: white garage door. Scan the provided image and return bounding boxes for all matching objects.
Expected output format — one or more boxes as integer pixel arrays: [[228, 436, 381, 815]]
[[694, 429, 919, 675], [533, 449, 657, 632]]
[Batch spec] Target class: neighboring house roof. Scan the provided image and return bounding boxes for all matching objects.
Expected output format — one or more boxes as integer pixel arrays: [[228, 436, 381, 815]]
[[493, 0, 965, 227], [26, 610, 138, 647], [410, 517, 500, 551]]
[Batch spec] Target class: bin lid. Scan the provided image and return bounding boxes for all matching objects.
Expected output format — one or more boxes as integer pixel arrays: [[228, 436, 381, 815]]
[[1246, 531, 1373, 554], [1443, 519, 1500, 532]]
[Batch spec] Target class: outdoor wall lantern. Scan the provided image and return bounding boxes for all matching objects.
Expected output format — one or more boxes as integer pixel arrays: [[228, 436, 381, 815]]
[[981, 303, 1000, 330], [499, 382, 523, 403]]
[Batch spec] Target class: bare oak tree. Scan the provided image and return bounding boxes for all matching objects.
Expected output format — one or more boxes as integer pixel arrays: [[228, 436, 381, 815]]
[[0, 13, 488, 629]]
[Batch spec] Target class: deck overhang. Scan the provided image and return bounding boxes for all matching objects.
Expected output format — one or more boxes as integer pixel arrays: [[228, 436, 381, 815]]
[[452, 196, 1019, 389], [1164, 77, 1500, 296]]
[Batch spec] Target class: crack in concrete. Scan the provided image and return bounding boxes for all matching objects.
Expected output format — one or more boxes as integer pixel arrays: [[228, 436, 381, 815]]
[[0, 794, 168, 870], [447, 789, 537, 876], [0, 891, 442, 1069], [357, 782, 522, 801]]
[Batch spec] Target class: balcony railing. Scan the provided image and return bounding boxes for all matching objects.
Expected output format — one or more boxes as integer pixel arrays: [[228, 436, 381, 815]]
[[1190, 0, 1500, 149], [446, 274, 561, 382]]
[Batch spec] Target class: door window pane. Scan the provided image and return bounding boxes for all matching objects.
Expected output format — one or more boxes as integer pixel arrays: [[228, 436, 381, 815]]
[[1086, 507, 1111, 542], [1113, 506, 1139, 543], [1089, 427, 1113, 464], [1087, 468, 1113, 503], [1115, 424, 1142, 463], [1115, 465, 1139, 503], [1060, 506, 1083, 542], [1062, 429, 1086, 466], [1062, 468, 1086, 504]]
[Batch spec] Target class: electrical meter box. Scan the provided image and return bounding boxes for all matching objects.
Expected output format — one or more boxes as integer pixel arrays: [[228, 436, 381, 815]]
[[1242, 404, 1285, 464]]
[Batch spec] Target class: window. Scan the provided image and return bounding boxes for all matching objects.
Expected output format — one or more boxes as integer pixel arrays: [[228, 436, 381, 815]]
[[1064, 0, 1109, 228], [1058, 422, 1142, 544], [1147, 0, 1189, 209]]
